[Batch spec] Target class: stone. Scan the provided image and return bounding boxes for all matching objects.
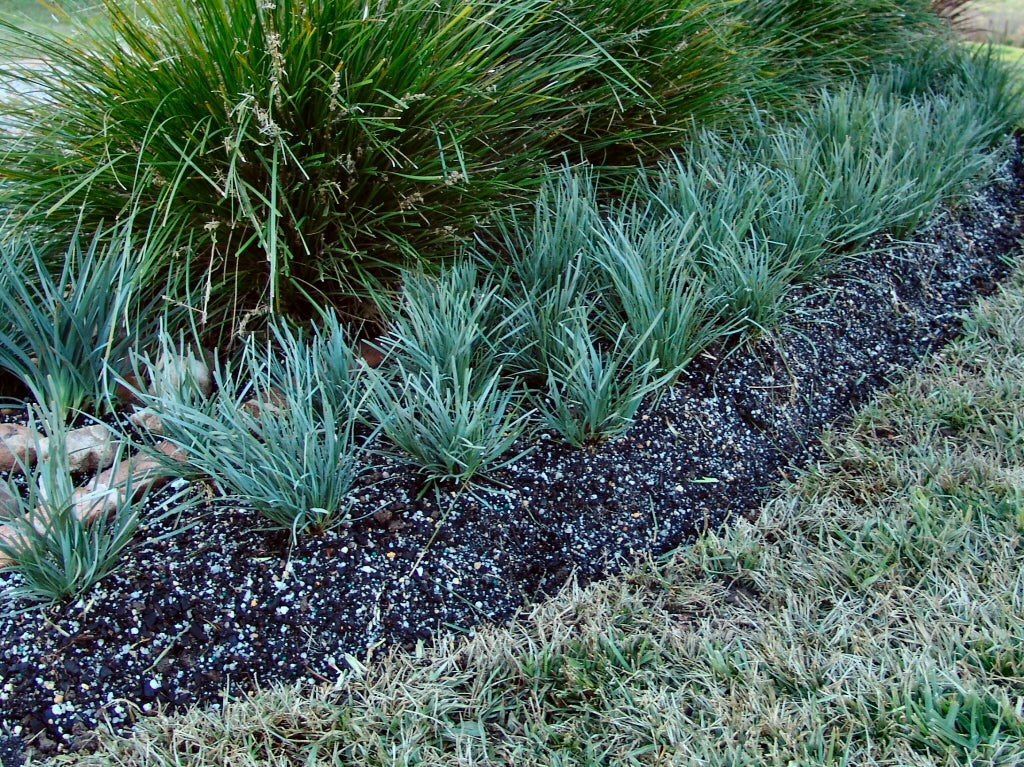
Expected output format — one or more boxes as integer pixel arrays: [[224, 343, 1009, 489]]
[[76, 441, 189, 524], [357, 340, 386, 369], [114, 373, 146, 405], [0, 423, 39, 472], [154, 440, 188, 464], [0, 524, 24, 567], [241, 387, 287, 420], [89, 441, 185, 493], [153, 349, 214, 399], [71, 486, 125, 525], [129, 408, 164, 436], [38, 425, 116, 474], [88, 456, 141, 491], [0, 483, 18, 517]]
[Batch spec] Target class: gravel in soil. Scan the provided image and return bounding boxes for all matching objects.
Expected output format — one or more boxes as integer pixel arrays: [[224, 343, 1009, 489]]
[[1, 141, 1023, 764]]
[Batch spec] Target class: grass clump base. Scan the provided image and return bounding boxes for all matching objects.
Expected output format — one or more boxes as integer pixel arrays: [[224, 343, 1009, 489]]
[[126, 316, 374, 540]]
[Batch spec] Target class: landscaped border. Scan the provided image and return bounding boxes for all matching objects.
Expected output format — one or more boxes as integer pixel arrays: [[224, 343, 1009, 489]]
[[64, 256, 1024, 766]]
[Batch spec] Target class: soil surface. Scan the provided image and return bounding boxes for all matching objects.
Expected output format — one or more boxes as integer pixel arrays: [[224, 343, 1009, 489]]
[[1, 140, 1023, 764]]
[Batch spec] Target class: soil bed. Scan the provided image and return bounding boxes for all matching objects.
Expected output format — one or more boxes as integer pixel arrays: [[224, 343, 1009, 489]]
[[1, 140, 1024, 764]]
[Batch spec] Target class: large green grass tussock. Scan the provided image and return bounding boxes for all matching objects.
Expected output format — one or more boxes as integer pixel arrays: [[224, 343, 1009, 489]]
[[66, 259, 1024, 765], [0, 0, 952, 322], [0, 0, 749, 316]]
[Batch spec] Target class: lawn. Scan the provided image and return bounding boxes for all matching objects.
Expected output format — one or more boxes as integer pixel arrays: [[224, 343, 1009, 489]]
[[1, 0, 88, 22], [962, 0, 1024, 45], [0, 1, 102, 54]]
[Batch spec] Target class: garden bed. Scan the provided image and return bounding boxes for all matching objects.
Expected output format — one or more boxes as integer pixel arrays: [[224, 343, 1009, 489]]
[[0, 136, 1021, 762]]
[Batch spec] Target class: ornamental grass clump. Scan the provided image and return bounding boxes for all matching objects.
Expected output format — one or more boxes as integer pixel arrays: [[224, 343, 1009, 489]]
[[366, 265, 533, 485], [742, 48, 1021, 251], [0, 0, 749, 320], [736, 0, 946, 96], [790, 77, 1005, 242], [592, 211, 729, 379], [374, 263, 521, 387], [629, 46, 1021, 296], [697, 230, 803, 334], [532, 301, 668, 447], [366, 360, 533, 486], [477, 168, 605, 380], [0, 222, 167, 420], [482, 167, 605, 301], [128, 322, 372, 540], [903, 39, 1024, 132], [472, 169, 707, 442], [0, 407, 181, 605], [623, 155, 815, 335], [506, 265, 593, 387], [634, 137, 839, 281]]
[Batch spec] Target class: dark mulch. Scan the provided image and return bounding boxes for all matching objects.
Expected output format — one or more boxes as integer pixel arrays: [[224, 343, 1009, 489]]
[[1, 139, 1023, 764]]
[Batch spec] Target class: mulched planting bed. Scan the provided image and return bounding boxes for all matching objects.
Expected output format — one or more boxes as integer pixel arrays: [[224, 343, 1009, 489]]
[[1, 139, 1023, 764]]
